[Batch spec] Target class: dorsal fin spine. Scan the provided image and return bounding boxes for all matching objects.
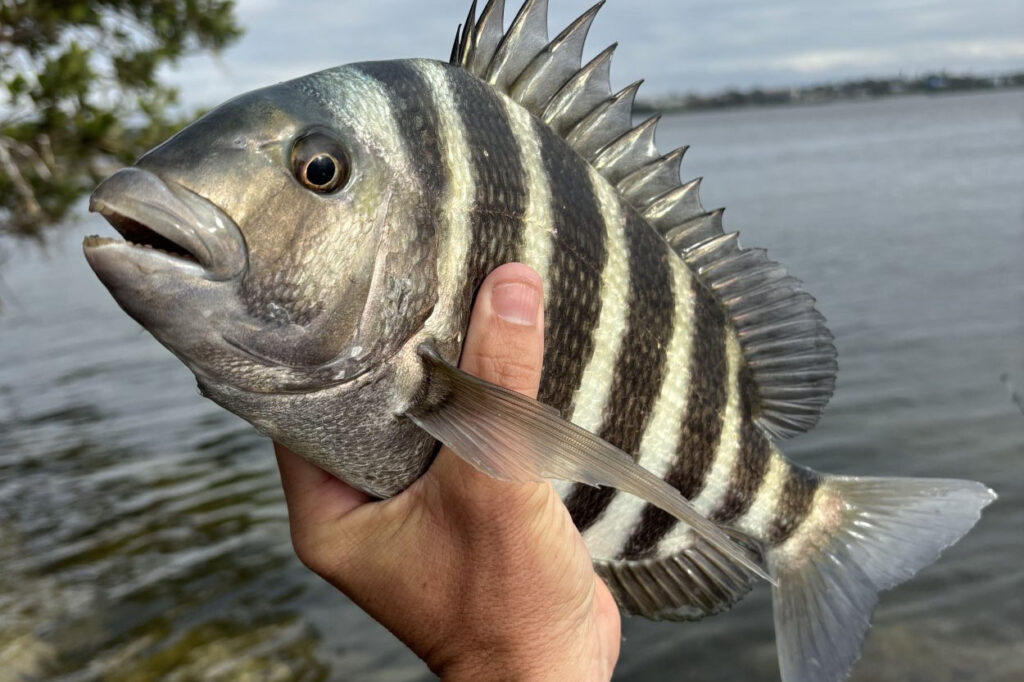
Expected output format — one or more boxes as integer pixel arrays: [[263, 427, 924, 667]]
[[684, 231, 736, 264], [465, 0, 505, 76], [643, 177, 704, 229], [701, 247, 770, 278], [541, 43, 616, 135], [711, 264, 789, 297], [486, 0, 549, 89], [565, 80, 643, 161], [451, 24, 463, 65], [617, 146, 688, 207], [592, 114, 660, 183], [457, 1, 477, 65], [664, 208, 725, 250], [510, 2, 603, 113]]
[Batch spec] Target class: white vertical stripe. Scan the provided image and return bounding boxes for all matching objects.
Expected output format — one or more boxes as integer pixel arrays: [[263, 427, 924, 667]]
[[316, 66, 414, 263], [568, 170, 630, 433], [414, 61, 476, 341], [581, 256, 698, 559], [322, 67, 412, 173], [735, 448, 788, 537], [655, 330, 744, 555], [770, 484, 837, 567], [555, 171, 629, 505], [493, 93, 562, 495], [497, 94, 554, 294]]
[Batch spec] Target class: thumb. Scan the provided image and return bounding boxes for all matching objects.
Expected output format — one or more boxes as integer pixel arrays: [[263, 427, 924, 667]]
[[458, 262, 545, 397], [428, 263, 546, 492]]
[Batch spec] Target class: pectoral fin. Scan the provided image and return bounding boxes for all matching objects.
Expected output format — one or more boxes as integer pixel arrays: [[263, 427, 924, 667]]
[[405, 344, 773, 585]]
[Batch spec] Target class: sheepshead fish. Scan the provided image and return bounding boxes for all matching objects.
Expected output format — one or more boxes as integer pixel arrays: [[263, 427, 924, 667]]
[[82, 1, 994, 680]]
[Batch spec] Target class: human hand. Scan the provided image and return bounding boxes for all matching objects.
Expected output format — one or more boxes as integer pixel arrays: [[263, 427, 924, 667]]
[[273, 263, 621, 680]]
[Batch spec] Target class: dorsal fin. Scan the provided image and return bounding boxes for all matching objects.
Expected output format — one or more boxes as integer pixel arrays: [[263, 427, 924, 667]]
[[449, 0, 837, 438], [683, 234, 837, 438]]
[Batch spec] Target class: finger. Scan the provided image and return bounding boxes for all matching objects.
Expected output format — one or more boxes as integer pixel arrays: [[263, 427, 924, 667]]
[[274, 442, 370, 527], [458, 262, 544, 398], [432, 263, 546, 492]]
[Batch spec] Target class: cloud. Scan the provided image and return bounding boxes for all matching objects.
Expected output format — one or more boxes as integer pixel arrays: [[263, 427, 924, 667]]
[[743, 40, 1024, 74], [163, 0, 1024, 105]]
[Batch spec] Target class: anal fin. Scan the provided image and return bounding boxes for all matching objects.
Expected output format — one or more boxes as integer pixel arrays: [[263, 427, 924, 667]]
[[597, 532, 762, 621]]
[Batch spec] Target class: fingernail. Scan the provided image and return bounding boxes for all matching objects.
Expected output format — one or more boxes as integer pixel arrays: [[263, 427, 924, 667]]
[[491, 281, 541, 326]]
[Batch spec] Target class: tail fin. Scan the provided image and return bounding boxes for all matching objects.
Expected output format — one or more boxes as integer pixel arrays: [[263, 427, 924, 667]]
[[768, 475, 996, 682]]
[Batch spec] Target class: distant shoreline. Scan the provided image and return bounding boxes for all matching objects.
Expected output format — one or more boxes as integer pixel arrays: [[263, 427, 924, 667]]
[[635, 71, 1024, 114]]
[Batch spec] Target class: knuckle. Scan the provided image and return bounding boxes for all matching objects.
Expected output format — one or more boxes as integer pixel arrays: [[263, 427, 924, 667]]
[[471, 349, 540, 392]]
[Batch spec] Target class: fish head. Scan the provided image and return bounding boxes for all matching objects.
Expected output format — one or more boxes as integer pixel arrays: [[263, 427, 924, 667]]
[[84, 65, 435, 395]]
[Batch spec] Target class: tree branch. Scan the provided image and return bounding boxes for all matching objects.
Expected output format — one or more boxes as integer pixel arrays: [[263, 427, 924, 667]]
[[0, 137, 42, 218]]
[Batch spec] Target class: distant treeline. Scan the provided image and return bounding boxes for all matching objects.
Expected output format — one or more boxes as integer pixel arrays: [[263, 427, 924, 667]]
[[635, 71, 1024, 114]]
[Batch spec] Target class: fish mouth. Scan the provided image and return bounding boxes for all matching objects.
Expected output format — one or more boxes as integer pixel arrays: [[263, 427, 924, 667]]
[[86, 210, 201, 265], [85, 167, 247, 281]]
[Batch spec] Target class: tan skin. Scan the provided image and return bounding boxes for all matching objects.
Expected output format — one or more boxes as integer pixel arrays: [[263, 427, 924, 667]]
[[273, 263, 621, 680]]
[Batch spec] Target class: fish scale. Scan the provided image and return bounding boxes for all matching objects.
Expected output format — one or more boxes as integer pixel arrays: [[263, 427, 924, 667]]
[[562, 207, 676, 535], [621, 279, 728, 559], [82, 1, 996, 681], [531, 107, 609, 417]]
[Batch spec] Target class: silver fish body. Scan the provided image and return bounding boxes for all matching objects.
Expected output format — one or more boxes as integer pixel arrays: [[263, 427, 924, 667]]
[[84, 2, 995, 681]]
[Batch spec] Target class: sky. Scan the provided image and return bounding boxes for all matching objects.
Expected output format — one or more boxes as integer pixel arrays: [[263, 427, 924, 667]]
[[164, 0, 1024, 107]]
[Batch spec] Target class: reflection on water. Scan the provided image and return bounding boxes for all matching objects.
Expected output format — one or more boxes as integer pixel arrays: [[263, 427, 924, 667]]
[[0, 317, 333, 680], [2, 90, 1023, 681]]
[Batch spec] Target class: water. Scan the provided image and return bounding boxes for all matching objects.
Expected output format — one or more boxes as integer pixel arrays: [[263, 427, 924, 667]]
[[1, 89, 1022, 681]]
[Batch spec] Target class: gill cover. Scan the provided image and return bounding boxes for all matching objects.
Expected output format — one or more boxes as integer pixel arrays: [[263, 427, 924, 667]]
[[87, 71, 439, 392]]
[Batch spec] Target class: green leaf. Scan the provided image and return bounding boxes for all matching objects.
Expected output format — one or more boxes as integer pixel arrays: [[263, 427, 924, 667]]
[[0, 0, 243, 249]]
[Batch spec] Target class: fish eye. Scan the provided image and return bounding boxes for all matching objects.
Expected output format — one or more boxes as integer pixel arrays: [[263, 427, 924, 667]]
[[291, 131, 350, 193]]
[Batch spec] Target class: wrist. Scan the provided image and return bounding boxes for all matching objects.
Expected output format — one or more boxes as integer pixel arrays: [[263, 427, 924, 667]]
[[428, 622, 612, 681], [437, 648, 607, 682]]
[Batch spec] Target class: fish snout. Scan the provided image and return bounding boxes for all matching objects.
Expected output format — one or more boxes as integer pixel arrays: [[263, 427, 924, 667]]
[[86, 167, 247, 281]]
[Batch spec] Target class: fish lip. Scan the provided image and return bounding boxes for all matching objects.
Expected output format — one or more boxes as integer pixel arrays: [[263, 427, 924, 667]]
[[86, 167, 247, 281], [82, 234, 208, 278]]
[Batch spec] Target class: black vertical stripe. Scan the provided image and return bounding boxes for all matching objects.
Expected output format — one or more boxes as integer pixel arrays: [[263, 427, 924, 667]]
[[711, 367, 771, 523], [620, 280, 728, 559], [599, 212, 676, 451], [445, 67, 529, 322], [342, 61, 445, 360], [530, 118, 608, 416], [565, 210, 676, 533], [354, 62, 447, 197], [767, 466, 820, 545]]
